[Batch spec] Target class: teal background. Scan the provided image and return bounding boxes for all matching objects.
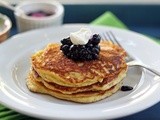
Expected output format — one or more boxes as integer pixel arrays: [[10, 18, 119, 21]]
[[0, 4, 160, 38]]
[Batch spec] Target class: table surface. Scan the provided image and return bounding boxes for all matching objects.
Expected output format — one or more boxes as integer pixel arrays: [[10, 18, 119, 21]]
[[1, 4, 160, 120]]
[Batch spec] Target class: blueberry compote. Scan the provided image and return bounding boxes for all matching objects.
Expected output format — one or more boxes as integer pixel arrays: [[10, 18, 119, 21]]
[[60, 34, 101, 61]]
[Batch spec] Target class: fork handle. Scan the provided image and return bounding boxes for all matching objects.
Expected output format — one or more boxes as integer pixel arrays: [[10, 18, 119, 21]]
[[127, 61, 160, 76]]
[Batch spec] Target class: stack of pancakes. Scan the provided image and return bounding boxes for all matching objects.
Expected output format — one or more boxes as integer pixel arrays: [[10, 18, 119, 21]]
[[27, 41, 127, 103]]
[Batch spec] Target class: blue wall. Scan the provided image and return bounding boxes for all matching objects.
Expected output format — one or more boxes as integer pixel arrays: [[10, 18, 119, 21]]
[[0, 4, 160, 37]]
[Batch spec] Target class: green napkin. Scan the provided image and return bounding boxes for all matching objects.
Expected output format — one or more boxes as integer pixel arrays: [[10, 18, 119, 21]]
[[91, 11, 128, 29], [0, 105, 33, 120], [0, 11, 159, 120]]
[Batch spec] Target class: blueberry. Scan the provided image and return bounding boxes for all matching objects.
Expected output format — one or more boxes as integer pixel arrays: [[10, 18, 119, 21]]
[[80, 48, 88, 54], [61, 45, 70, 54], [61, 37, 72, 46], [91, 34, 101, 45], [87, 39, 93, 45], [73, 49, 79, 57], [69, 53, 74, 59], [66, 53, 71, 58], [78, 45, 85, 49], [92, 53, 99, 59], [69, 45, 77, 51], [85, 43, 93, 50], [91, 47, 100, 54], [86, 54, 93, 60], [94, 45, 100, 51], [70, 52, 80, 61], [79, 48, 87, 58]]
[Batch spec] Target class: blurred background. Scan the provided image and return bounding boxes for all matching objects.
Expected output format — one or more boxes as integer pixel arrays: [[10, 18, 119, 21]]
[[0, 0, 160, 38]]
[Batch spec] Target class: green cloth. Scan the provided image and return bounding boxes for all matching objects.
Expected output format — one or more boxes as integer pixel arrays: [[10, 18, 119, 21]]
[[0, 105, 34, 120], [0, 11, 159, 120], [91, 11, 128, 29]]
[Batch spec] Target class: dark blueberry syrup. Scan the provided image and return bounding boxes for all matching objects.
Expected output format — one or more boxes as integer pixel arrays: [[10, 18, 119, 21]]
[[121, 86, 133, 91]]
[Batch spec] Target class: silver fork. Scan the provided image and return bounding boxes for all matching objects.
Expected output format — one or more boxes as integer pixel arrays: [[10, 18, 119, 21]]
[[102, 31, 160, 76]]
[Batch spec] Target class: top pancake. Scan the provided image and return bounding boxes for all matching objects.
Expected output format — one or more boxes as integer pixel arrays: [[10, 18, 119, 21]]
[[31, 41, 127, 87]]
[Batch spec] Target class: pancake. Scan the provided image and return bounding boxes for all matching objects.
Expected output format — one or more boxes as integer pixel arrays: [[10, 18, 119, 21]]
[[27, 74, 122, 103], [27, 40, 128, 103], [31, 41, 127, 87], [30, 66, 127, 94]]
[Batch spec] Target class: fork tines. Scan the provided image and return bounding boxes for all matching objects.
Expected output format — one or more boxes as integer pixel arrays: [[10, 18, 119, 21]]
[[103, 31, 123, 48]]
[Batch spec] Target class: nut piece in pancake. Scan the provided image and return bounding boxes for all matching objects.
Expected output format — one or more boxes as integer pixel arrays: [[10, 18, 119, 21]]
[[31, 41, 127, 87]]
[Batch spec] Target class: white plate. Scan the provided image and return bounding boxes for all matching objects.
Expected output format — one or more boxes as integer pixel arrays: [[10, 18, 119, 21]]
[[0, 24, 160, 120]]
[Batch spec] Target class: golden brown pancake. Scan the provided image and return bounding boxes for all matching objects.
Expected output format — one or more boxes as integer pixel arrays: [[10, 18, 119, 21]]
[[31, 41, 127, 87], [30, 66, 127, 94], [27, 74, 122, 103], [27, 41, 127, 103]]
